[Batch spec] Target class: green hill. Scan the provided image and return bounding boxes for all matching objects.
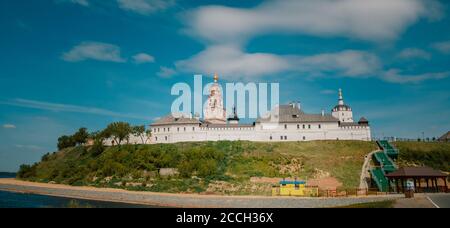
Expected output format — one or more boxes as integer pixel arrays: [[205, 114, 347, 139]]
[[17, 141, 379, 195], [394, 142, 450, 171]]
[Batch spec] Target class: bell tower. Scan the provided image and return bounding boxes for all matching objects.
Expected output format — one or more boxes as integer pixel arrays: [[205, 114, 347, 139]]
[[331, 88, 354, 123], [204, 73, 227, 124]]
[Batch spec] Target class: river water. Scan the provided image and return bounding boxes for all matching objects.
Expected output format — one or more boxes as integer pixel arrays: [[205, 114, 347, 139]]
[[0, 173, 151, 208]]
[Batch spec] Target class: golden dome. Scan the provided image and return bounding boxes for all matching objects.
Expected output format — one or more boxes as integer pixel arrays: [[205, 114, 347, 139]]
[[213, 73, 218, 82]]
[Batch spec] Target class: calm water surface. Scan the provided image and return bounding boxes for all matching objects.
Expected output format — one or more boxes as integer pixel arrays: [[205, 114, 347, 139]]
[[0, 172, 152, 208]]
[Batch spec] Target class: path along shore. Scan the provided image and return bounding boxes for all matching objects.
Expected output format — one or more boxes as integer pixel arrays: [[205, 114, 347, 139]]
[[0, 178, 402, 208]]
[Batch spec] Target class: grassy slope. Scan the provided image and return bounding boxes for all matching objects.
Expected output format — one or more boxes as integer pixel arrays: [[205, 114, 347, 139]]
[[393, 142, 450, 171], [19, 141, 378, 194]]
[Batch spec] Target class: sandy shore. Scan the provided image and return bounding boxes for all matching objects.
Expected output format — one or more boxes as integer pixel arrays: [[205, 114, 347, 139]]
[[0, 178, 402, 208]]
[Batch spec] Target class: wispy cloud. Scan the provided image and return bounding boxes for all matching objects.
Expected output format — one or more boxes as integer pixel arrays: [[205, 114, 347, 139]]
[[117, 0, 176, 15], [381, 69, 450, 84], [132, 53, 155, 64], [432, 40, 450, 54], [71, 0, 89, 6], [56, 0, 89, 7], [62, 41, 126, 63], [397, 48, 431, 60], [0, 98, 151, 120], [2, 124, 16, 129], [320, 90, 336, 95], [175, 45, 380, 80], [157, 66, 177, 78]]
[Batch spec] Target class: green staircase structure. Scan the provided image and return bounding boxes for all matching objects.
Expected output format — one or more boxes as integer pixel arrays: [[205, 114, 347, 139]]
[[370, 140, 399, 192], [377, 140, 399, 158], [370, 168, 389, 192]]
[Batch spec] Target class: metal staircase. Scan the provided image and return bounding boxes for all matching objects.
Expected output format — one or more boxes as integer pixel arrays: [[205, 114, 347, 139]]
[[370, 140, 399, 192]]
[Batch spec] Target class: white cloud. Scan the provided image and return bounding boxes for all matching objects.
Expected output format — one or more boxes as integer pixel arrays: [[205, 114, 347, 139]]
[[117, 0, 175, 15], [62, 41, 126, 63], [2, 124, 16, 129], [432, 41, 450, 54], [175, 45, 380, 80], [170, 0, 445, 84], [0, 98, 150, 120], [132, 53, 155, 64], [381, 69, 450, 84], [397, 48, 431, 60], [175, 45, 291, 79], [296, 50, 381, 78], [183, 0, 441, 44], [157, 66, 177, 78]]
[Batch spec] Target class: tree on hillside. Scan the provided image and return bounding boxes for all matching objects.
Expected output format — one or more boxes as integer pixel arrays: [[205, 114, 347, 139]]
[[104, 122, 131, 146], [86, 131, 106, 156], [73, 127, 89, 146], [132, 125, 146, 144], [57, 135, 76, 150]]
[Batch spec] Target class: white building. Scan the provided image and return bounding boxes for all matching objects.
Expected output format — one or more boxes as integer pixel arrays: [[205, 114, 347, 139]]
[[150, 77, 371, 144]]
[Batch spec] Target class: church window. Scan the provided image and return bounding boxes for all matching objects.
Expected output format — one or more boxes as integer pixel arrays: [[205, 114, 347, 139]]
[[303, 124, 305, 129], [184, 127, 186, 132], [284, 124, 287, 129], [303, 136, 306, 140], [155, 137, 158, 141], [297, 124, 299, 129], [284, 136, 287, 140], [318, 124, 321, 129], [177, 127, 179, 132], [308, 124, 311, 129], [192, 127, 195, 131], [270, 136, 272, 140], [165, 136, 167, 141], [280, 136, 283, 140]]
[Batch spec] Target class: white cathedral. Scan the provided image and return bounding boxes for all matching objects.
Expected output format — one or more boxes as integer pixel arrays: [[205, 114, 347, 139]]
[[149, 75, 371, 144]]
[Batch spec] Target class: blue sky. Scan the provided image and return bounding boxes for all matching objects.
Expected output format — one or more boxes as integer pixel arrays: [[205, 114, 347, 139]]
[[1, 0, 450, 172]]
